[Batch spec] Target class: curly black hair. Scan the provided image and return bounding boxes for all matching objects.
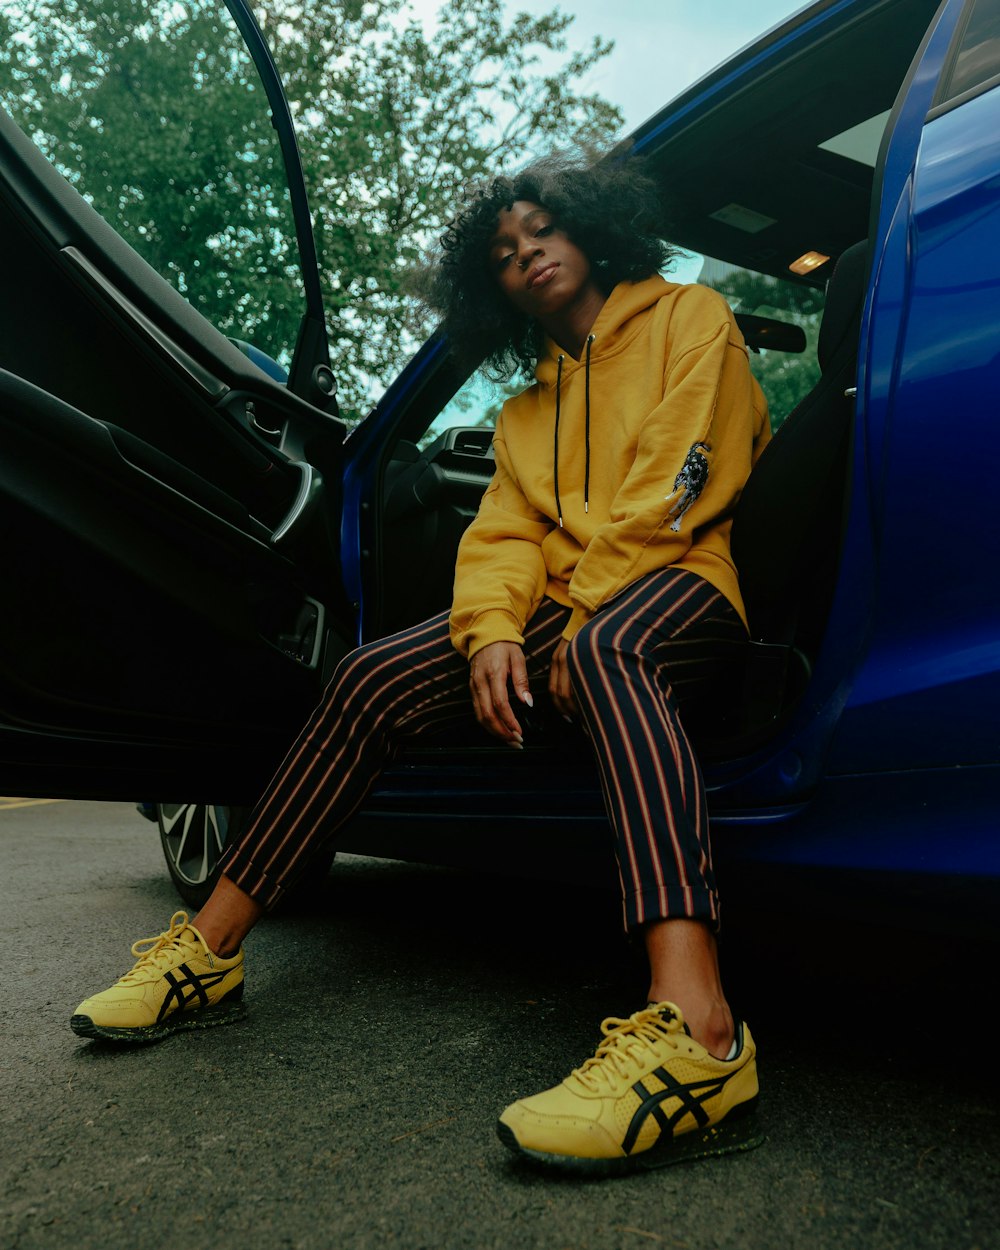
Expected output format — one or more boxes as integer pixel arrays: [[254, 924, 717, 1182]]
[[420, 153, 679, 380]]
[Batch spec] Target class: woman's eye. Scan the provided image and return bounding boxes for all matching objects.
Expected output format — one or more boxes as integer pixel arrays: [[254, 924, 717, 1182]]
[[535, 224, 553, 237], [496, 252, 514, 270]]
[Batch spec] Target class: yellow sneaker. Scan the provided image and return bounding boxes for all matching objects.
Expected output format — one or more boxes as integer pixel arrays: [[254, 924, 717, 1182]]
[[497, 1002, 762, 1174], [71, 912, 245, 1043]]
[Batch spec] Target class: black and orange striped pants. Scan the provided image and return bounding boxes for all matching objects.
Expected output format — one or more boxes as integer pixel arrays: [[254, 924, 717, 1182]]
[[220, 568, 747, 931]]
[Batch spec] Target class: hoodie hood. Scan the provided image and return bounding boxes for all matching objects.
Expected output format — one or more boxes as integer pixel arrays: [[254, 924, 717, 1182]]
[[535, 275, 672, 388]]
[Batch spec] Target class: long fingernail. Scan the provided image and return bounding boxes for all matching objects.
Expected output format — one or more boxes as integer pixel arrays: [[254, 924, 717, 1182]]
[[521, 692, 534, 708], [510, 741, 524, 750], [562, 715, 574, 724], [512, 734, 524, 745]]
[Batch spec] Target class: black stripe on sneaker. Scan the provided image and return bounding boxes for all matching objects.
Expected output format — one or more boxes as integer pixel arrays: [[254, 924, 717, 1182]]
[[631, 1080, 674, 1138], [622, 1069, 732, 1155], [156, 964, 231, 1022]]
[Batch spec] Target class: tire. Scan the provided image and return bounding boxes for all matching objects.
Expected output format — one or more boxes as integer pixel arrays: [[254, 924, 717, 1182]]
[[156, 802, 335, 910], [157, 803, 244, 910]]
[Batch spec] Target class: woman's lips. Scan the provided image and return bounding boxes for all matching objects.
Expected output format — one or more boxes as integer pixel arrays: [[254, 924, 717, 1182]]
[[527, 262, 558, 290]]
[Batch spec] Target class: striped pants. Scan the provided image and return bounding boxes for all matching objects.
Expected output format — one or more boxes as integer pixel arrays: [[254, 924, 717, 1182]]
[[219, 568, 747, 931]]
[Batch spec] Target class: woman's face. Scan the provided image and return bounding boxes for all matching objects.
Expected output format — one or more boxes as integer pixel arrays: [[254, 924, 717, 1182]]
[[488, 200, 594, 320]]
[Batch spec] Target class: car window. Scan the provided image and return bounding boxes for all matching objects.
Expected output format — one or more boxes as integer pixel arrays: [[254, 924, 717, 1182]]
[[938, 0, 1000, 104], [417, 372, 516, 451], [0, 0, 305, 372], [687, 253, 824, 434]]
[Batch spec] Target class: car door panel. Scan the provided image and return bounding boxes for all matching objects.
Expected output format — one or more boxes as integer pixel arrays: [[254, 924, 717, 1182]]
[[1, 368, 324, 720]]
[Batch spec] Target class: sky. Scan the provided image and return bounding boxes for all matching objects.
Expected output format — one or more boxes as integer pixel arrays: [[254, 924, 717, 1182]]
[[558, 0, 810, 128], [406, 0, 812, 131]]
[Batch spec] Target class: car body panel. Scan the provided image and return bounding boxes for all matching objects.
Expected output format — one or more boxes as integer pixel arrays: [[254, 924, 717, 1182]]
[[829, 5, 1000, 775]]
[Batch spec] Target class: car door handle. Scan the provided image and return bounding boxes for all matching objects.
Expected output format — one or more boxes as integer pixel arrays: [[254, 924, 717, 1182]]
[[271, 460, 322, 546]]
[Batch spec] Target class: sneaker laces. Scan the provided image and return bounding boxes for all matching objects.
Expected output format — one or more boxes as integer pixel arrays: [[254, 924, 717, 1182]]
[[119, 911, 199, 982], [570, 1004, 685, 1095]]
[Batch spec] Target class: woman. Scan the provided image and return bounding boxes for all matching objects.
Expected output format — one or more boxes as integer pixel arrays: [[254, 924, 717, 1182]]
[[73, 157, 770, 1175]]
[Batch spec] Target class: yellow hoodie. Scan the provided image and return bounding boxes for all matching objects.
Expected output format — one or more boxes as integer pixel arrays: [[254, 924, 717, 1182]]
[[449, 277, 770, 659]]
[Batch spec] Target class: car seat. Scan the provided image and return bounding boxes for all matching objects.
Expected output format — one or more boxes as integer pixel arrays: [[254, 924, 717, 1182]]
[[729, 239, 869, 728]]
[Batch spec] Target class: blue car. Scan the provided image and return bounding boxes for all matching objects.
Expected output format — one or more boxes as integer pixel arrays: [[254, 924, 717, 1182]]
[[1, 0, 997, 915]]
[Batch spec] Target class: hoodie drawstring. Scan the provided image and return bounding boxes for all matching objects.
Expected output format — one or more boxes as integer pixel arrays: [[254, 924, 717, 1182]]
[[552, 334, 595, 528], [584, 333, 594, 515], [553, 354, 564, 527]]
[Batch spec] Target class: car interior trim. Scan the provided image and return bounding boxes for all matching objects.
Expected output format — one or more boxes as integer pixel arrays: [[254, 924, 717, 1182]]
[[271, 461, 322, 546], [61, 246, 228, 400]]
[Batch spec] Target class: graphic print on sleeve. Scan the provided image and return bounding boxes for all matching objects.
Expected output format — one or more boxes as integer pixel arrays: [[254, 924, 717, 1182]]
[[667, 443, 710, 532]]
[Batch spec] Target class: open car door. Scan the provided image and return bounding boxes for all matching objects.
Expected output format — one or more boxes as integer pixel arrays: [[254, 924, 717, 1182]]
[[0, 0, 353, 801]]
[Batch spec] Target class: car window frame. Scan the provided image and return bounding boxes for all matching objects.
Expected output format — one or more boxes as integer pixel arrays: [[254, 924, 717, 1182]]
[[220, 0, 333, 407], [927, 0, 1000, 119]]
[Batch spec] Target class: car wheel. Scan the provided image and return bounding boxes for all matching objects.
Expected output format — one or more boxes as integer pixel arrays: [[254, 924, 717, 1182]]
[[156, 802, 336, 910], [157, 802, 243, 910]]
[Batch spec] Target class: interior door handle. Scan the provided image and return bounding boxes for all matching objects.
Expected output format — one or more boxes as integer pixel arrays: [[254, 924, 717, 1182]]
[[271, 461, 322, 545]]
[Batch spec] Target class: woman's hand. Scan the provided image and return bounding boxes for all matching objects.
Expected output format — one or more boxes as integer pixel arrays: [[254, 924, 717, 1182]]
[[469, 641, 532, 746], [548, 638, 578, 720]]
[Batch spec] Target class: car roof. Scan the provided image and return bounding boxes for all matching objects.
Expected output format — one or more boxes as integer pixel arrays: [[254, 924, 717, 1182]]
[[633, 0, 943, 281]]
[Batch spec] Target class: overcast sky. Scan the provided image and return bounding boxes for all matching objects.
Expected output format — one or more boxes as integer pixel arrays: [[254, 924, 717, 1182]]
[[406, 0, 811, 130], [556, 0, 809, 128]]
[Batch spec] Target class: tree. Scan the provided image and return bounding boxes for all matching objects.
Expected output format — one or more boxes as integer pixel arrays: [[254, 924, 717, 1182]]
[[0, 0, 622, 421]]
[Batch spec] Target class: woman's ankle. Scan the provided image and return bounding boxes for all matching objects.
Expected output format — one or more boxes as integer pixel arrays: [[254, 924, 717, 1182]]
[[192, 875, 264, 957]]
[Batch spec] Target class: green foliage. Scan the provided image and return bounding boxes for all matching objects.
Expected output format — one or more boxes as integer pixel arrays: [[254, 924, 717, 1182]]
[[708, 267, 825, 432], [0, 0, 622, 421], [1, 1, 304, 360]]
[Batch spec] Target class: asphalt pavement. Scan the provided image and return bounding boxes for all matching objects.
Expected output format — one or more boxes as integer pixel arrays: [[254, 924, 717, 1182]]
[[1, 798, 997, 1250]]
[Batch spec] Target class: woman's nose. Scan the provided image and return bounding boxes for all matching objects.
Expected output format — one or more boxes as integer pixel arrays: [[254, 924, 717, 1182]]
[[517, 241, 542, 270]]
